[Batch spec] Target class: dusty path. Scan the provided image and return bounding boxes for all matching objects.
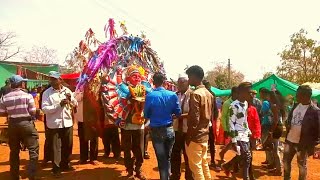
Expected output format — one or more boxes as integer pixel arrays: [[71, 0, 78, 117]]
[[0, 120, 320, 180]]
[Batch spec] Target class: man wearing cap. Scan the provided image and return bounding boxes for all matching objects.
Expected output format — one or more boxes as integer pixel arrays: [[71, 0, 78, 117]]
[[0, 75, 39, 180], [251, 90, 262, 115], [41, 71, 78, 177]]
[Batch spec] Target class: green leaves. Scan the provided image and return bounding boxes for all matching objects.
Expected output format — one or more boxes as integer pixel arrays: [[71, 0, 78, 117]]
[[205, 62, 244, 89], [277, 28, 320, 84]]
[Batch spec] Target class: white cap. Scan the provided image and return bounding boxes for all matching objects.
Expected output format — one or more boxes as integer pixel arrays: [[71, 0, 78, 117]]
[[178, 74, 188, 80]]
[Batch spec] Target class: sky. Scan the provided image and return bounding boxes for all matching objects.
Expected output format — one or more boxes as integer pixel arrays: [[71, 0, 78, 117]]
[[1, 0, 320, 81]]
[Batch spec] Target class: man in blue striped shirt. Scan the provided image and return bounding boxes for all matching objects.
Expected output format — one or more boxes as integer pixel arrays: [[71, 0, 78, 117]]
[[0, 75, 39, 180]]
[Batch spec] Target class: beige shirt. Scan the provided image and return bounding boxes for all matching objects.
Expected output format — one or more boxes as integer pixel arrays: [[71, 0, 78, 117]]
[[74, 92, 83, 123], [173, 89, 191, 133]]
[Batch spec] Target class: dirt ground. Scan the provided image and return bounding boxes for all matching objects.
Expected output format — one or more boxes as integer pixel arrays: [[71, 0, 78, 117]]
[[1, 119, 320, 180]]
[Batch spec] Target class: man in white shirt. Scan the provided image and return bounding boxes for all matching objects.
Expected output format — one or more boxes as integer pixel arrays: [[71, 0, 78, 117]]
[[42, 71, 78, 177], [171, 76, 193, 180], [222, 82, 253, 180], [284, 85, 320, 180]]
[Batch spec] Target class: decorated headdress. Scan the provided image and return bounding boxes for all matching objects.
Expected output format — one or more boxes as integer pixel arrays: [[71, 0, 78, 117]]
[[125, 65, 140, 77], [125, 65, 145, 78]]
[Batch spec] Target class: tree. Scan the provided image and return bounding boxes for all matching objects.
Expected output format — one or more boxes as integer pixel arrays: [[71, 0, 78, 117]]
[[277, 29, 320, 84], [0, 31, 20, 61], [64, 47, 87, 72], [262, 72, 274, 80], [24, 45, 58, 64], [205, 62, 244, 89]]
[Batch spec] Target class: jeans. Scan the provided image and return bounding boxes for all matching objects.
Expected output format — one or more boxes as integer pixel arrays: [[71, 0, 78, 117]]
[[144, 128, 150, 154], [267, 138, 282, 171], [47, 127, 73, 174], [102, 126, 121, 158], [151, 126, 175, 180], [261, 125, 271, 162], [121, 129, 144, 172], [78, 122, 98, 161], [170, 131, 193, 180], [283, 142, 308, 180], [223, 141, 252, 180], [8, 118, 39, 180], [223, 155, 241, 173], [239, 141, 252, 180], [185, 141, 211, 180]]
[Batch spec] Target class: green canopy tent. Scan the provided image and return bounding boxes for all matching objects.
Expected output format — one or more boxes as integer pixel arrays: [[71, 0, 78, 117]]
[[0, 63, 16, 86], [208, 74, 320, 100], [210, 86, 231, 97], [252, 74, 320, 101], [0, 62, 58, 88]]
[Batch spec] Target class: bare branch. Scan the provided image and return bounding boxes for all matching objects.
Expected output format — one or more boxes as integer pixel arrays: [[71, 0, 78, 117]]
[[0, 31, 20, 61], [23, 45, 58, 64]]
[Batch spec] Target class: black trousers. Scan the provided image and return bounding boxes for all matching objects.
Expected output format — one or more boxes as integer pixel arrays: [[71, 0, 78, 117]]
[[8, 119, 39, 180], [144, 128, 150, 153], [102, 126, 121, 158], [170, 131, 193, 180], [43, 119, 52, 162], [121, 129, 144, 172], [223, 141, 254, 180], [209, 126, 216, 164], [78, 122, 98, 161], [47, 127, 73, 173]]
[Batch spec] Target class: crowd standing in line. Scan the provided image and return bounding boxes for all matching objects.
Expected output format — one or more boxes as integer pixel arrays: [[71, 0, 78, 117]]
[[0, 65, 320, 180]]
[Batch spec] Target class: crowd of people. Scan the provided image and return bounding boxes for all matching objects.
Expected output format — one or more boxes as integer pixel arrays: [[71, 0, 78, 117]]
[[0, 65, 320, 180]]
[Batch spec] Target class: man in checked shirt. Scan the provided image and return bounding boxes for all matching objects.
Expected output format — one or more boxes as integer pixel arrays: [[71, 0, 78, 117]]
[[0, 75, 39, 180]]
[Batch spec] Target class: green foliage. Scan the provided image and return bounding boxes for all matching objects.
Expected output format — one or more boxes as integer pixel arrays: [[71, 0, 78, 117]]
[[262, 72, 274, 80], [277, 29, 320, 84]]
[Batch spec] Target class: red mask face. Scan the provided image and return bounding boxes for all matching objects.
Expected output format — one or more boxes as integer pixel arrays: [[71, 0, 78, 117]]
[[126, 72, 142, 86]]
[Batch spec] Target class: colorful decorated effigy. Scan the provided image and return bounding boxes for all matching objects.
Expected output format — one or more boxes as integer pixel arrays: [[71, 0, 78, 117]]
[[76, 18, 169, 136]]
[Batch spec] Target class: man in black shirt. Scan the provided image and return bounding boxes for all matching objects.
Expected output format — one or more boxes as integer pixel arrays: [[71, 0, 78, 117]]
[[0, 79, 11, 97]]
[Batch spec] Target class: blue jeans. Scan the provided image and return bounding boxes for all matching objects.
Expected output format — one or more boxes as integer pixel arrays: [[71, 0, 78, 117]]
[[283, 142, 308, 180], [151, 126, 175, 180], [223, 141, 252, 180], [267, 138, 282, 171]]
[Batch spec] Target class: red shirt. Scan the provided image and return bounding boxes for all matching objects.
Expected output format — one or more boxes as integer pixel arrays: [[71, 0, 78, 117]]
[[247, 105, 261, 139]]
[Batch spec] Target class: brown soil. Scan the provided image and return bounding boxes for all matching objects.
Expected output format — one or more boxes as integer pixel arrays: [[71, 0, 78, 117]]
[[0, 120, 320, 180]]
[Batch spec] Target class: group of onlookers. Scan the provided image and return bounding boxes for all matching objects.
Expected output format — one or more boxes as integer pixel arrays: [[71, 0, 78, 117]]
[[217, 83, 320, 180]]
